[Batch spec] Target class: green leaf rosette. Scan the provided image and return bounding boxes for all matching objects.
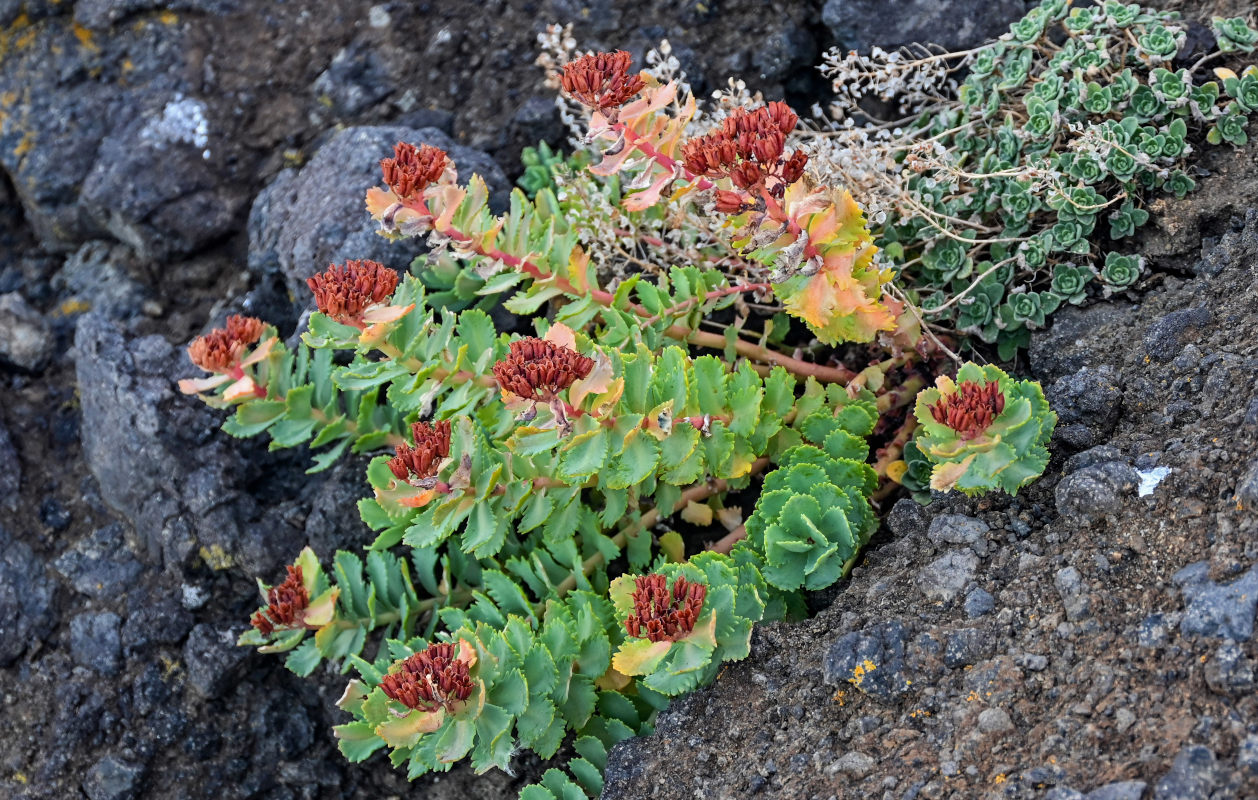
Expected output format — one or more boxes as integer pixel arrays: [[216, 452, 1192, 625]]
[[912, 362, 1056, 496], [609, 552, 766, 696]]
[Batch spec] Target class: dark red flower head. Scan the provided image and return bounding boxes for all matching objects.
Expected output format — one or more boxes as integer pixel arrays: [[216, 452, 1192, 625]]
[[380, 642, 475, 713], [388, 420, 453, 482], [307, 260, 400, 326], [492, 338, 594, 401], [250, 565, 310, 636], [560, 50, 645, 116], [682, 101, 807, 208], [380, 142, 449, 200], [188, 314, 266, 373], [930, 380, 1006, 440], [624, 573, 706, 643]]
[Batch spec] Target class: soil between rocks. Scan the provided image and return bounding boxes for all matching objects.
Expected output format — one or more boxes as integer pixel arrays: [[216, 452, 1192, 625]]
[[0, 1, 1255, 800]]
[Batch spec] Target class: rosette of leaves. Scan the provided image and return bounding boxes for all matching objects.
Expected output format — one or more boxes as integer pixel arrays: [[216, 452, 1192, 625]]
[[897, 438, 934, 505], [912, 362, 1056, 496], [1100, 252, 1142, 295], [1049, 264, 1092, 305], [608, 551, 768, 696], [740, 389, 879, 591], [1214, 17, 1258, 54]]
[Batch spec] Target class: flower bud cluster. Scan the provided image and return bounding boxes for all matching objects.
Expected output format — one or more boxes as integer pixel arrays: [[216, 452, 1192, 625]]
[[624, 573, 706, 642], [380, 142, 449, 200], [388, 420, 452, 483], [307, 260, 400, 326], [250, 565, 310, 635], [188, 315, 265, 374], [492, 338, 594, 401], [561, 50, 645, 116], [380, 642, 475, 713], [929, 379, 1005, 440]]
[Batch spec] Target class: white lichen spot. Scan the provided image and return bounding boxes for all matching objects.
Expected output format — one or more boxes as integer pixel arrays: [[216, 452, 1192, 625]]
[[141, 93, 211, 159], [1137, 466, 1171, 497], [368, 4, 391, 27]]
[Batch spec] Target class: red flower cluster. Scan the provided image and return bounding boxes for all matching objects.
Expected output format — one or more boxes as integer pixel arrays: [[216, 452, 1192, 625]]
[[188, 315, 265, 374], [492, 338, 594, 401], [307, 260, 400, 325], [250, 565, 310, 635], [624, 574, 707, 643], [380, 141, 449, 200], [388, 420, 452, 482], [561, 50, 645, 116], [380, 642, 475, 713], [930, 380, 1006, 439], [682, 101, 808, 212]]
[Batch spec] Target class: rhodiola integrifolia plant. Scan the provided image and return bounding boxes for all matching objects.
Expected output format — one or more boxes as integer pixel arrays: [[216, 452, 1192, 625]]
[[808, 1, 1258, 359], [180, 44, 1063, 799]]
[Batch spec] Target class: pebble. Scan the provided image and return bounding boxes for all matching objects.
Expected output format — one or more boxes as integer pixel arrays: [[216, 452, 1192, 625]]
[[1173, 562, 1258, 641], [964, 587, 995, 619], [70, 611, 123, 676], [1153, 745, 1217, 800], [1086, 781, 1147, 800], [978, 707, 1014, 734], [828, 751, 875, 779], [1144, 307, 1211, 363], [1054, 566, 1093, 621], [917, 550, 978, 603], [0, 292, 54, 372], [82, 755, 146, 800], [183, 624, 250, 699]]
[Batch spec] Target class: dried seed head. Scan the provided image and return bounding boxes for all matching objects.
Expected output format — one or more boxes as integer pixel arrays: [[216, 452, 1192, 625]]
[[380, 642, 475, 713], [388, 420, 453, 482], [188, 314, 266, 373], [560, 50, 645, 115], [491, 338, 594, 402], [624, 573, 706, 643], [307, 260, 400, 325], [930, 380, 1006, 440], [380, 142, 449, 199], [250, 565, 310, 636]]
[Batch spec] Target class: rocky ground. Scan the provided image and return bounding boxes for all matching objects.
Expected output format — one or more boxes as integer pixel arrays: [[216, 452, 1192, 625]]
[[0, 1, 1255, 799]]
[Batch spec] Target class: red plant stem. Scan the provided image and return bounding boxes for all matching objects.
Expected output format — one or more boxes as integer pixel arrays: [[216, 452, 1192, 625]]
[[413, 202, 853, 383], [228, 365, 268, 397], [610, 121, 717, 191]]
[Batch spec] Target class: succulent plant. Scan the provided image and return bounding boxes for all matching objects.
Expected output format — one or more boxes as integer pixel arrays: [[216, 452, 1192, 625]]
[[912, 363, 1056, 496]]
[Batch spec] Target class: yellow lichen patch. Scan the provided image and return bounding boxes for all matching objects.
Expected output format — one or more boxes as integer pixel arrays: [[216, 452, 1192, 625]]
[[159, 10, 179, 24], [55, 298, 92, 316], [72, 22, 99, 51], [847, 658, 878, 689], [159, 653, 182, 679], [1, 91, 17, 107], [199, 544, 235, 570], [121, 58, 134, 73], [833, 689, 846, 706], [13, 131, 34, 159], [993, 774, 1007, 785], [12, 772, 27, 784]]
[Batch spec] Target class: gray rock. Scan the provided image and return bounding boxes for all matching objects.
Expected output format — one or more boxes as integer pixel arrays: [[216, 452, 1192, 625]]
[[0, 525, 58, 666], [1154, 745, 1218, 800], [1054, 461, 1139, 524], [1204, 640, 1254, 695], [1030, 302, 1137, 382], [886, 497, 929, 538], [977, 707, 1014, 734], [823, 620, 912, 702], [1144, 307, 1211, 363], [1048, 365, 1123, 450], [1238, 735, 1258, 775], [821, 0, 1027, 52], [312, 41, 394, 116], [74, 0, 239, 30], [829, 751, 875, 779], [965, 587, 995, 618], [1054, 566, 1092, 621], [70, 611, 123, 676], [750, 22, 814, 84], [917, 550, 978, 602], [53, 241, 151, 322], [926, 514, 990, 547], [944, 627, 986, 668], [1174, 562, 1258, 641], [0, 292, 54, 371], [82, 755, 146, 800], [0, 418, 18, 510], [1236, 459, 1258, 511], [183, 623, 250, 699], [1046, 790, 1085, 800], [53, 524, 144, 600], [0, 15, 190, 251], [1085, 781, 1146, 800], [1138, 612, 1174, 648], [79, 94, 247, 261], [248, 125, 508, 304]]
